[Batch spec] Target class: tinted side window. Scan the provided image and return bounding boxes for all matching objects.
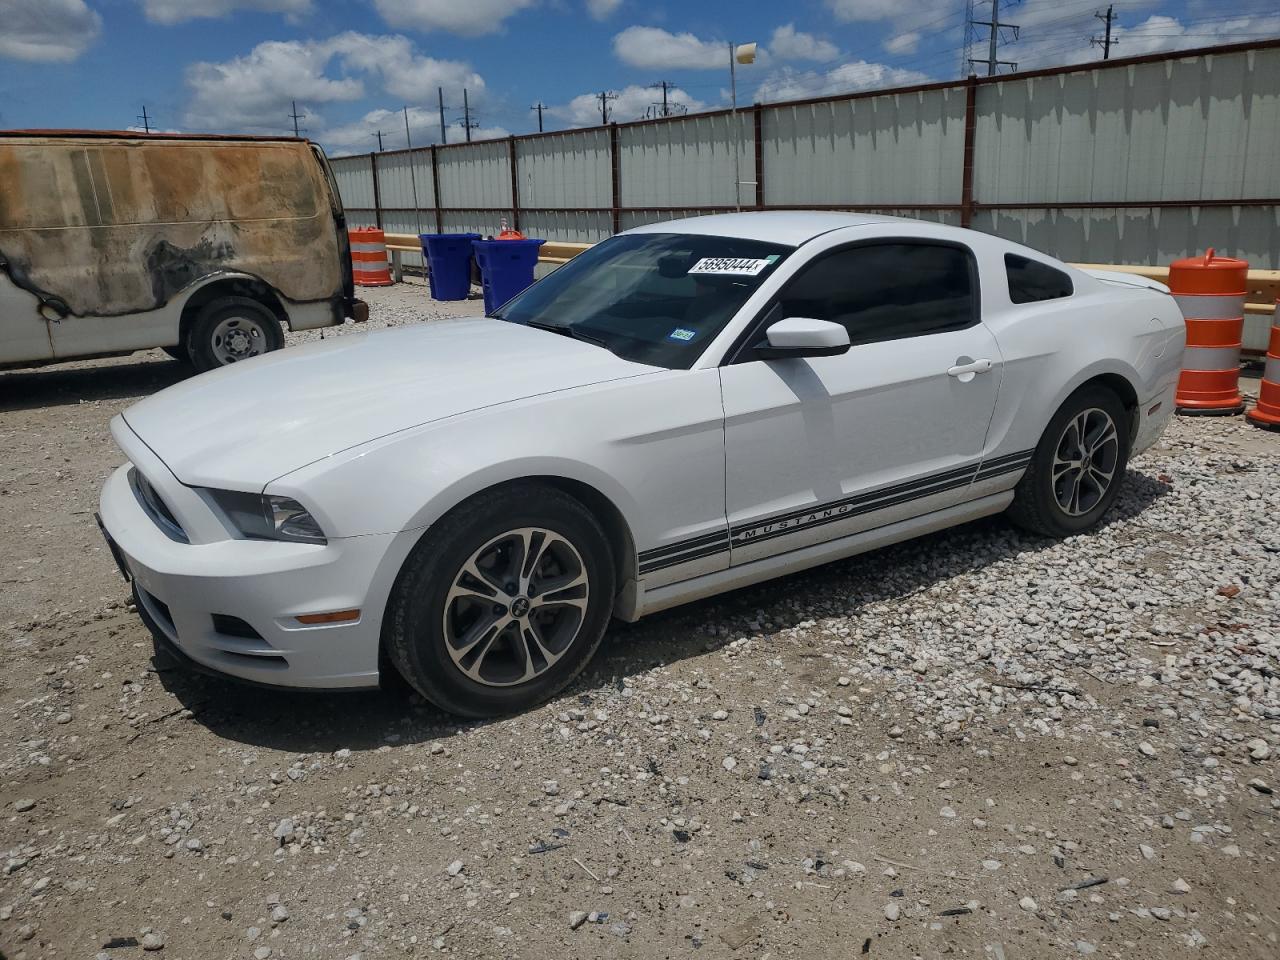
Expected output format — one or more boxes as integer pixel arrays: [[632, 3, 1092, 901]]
[[773, 242, 977, 346], [1006, 254, 1073, 303]]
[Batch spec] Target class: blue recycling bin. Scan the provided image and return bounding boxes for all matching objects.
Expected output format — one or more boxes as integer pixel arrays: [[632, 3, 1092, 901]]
[[472, 238, 546, 315], [419, 233, 480, 301]]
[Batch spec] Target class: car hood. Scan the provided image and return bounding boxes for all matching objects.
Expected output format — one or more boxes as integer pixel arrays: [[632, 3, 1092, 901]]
[[123, 317, 656, 489]]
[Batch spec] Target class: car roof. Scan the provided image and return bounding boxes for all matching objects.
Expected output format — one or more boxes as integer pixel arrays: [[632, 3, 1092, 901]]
[[624, 211, 913, 247]]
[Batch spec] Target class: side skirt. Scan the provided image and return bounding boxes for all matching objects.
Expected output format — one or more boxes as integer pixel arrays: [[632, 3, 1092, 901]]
[[626, 490, 1014, 620]]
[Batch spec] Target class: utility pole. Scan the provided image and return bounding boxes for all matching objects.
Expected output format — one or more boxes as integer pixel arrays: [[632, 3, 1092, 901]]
[[136, 105, 152, 134], [596, 90, 617, 124], [372, 130, 385, 151], [531, 102, 546, 132], [403, 106, 422, 234], [652, 80, 672, 117], [461, 88, 476, 142], [437, 87, 448, 145], [967, 0, 1019, 76], [1092, 4, 1117, 59], [289, 100, 305, 137]]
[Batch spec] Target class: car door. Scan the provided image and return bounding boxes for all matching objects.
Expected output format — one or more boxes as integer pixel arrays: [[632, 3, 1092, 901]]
[[719, 239, 1002, 565]]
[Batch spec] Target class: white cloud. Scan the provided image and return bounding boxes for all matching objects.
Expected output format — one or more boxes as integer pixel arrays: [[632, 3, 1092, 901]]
[[139, 0, 312, 24], [323, 32, 485, 103], [372, 0, 537, 37], [0, 0, 101, 62], [183, 32, 485, 134], [883, 32, 920, 56], [754, 60, 930, 102], [612, 25, 726, 70], [551, 83, 707, 126], [770, 24, 839, 62], [586, 0, 621, 20]]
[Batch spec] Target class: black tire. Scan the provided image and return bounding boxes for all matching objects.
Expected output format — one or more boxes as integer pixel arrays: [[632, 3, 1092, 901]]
[[384, 483, 616, 718], [1007, 384, 1131, 538], [186, 296, 284, 373], [162, 344, 190, 363]]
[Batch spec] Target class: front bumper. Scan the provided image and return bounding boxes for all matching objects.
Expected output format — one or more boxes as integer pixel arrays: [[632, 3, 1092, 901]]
[[98, 458, 403, 690]]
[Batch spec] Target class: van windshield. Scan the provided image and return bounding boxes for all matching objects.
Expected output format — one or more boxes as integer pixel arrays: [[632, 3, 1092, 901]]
[[492, 232, 793, 369]]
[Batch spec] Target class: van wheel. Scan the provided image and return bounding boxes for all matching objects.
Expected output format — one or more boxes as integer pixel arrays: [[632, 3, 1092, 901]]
[[186, 297, 283, 372]]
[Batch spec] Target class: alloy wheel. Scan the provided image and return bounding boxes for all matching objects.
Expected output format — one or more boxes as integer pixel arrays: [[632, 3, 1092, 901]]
[[442, 527, 590, 687], [1051, 407, 1120, 516]]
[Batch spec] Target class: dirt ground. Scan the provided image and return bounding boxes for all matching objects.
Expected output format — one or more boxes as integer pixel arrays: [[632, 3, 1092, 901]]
[[1, 285, 1278, 960]]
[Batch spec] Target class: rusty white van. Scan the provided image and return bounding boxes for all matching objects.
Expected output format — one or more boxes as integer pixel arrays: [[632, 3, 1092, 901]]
[[0, 131, 367, 372]]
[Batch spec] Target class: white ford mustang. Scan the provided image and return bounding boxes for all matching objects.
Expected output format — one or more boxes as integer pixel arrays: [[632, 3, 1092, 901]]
[[97, 212, 1185, 716]]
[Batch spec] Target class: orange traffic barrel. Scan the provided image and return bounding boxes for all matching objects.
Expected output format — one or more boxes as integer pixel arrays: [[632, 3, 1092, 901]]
[[349, 227, 393, 287], [1169, 249, 1247, 415], [1246, 301, 1280, 430]]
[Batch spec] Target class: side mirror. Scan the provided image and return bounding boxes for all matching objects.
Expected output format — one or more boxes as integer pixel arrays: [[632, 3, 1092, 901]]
[[755, 317, 850, 360]]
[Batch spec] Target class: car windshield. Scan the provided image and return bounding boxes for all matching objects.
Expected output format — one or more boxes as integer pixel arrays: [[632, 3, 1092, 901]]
[[491, 232, 794, 369]]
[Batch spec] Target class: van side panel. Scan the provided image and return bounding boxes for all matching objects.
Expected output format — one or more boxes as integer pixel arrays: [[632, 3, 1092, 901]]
[[0, 137, 344, 361]]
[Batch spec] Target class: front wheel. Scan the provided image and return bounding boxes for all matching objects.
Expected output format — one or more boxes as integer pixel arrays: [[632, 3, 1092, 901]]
[[1007, 385, 1130, 538], [384, 484, 616, 717], [186, 296, 284, 372]]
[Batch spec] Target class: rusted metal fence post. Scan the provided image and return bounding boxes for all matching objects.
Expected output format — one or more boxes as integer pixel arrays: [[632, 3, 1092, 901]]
[[369, 151, 382, 229], [430, 145, 443, 235], [960, 75, 978, 229], [609, 122, 621, 235]]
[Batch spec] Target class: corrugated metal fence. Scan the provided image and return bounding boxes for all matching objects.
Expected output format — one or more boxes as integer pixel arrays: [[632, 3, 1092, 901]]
[[329, 39, 1280, 269]]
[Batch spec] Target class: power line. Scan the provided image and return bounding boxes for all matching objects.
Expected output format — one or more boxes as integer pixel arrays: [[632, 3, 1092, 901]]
[[596, 89, 618, 124], [968, 0, 1021, 76]]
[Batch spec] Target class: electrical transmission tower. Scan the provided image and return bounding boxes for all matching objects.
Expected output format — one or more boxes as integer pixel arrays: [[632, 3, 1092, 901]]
[[456, 88, 479, 142], [646, 81, 685, 119], [596, 90, 618, 124], [966, 0, 1020, 76], [1091, 4, 1117, 60], [136, 105, 152, 133]]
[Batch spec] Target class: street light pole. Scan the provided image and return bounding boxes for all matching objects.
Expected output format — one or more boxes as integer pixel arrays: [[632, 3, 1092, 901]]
[[729, 41, 756, 212]]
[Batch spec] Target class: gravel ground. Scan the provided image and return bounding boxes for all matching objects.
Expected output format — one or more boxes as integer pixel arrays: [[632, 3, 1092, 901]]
[[1, 281, 1278, 960]]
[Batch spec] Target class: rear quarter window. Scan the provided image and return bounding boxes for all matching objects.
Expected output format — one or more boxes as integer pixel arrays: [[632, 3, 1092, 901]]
[[1006, 253, 1073, 304]]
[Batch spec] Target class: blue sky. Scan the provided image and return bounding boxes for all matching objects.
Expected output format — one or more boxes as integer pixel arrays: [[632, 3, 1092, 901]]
[[1, 0, 1276, 155]]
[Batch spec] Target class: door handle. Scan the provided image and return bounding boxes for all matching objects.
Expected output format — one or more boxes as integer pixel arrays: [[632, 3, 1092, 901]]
[[947, 358, 993, 380]]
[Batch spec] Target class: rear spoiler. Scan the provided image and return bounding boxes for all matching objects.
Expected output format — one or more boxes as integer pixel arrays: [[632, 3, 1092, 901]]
[[1080, 268, 1171, 294]]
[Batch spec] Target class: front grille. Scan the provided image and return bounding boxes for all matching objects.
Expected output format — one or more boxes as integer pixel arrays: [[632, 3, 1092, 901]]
[[128, 468, 188, 543]]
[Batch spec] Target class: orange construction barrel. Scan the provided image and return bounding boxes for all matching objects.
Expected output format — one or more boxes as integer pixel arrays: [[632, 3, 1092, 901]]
[[1169, 249, 1247, 415], [349, 227, 394, 287], [1246, 301, 1280, 430]]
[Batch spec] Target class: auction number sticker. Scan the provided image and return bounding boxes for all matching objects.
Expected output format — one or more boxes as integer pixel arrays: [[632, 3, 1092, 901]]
[[688, 257, 774, 276]]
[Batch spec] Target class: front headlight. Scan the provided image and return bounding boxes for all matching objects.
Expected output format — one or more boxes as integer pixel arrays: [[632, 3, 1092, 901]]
[[202, 489, 328, 544]]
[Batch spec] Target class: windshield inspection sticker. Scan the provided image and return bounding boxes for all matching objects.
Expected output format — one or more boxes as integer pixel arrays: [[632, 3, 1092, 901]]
[[688, 257, 772, 276], [668, 327, 698, 342]]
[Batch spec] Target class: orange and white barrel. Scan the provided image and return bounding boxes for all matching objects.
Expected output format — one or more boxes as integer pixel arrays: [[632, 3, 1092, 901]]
[[349, 227, 394, 287], [1246, 301, 1280, 429], [1169, 249, 1247, 415]]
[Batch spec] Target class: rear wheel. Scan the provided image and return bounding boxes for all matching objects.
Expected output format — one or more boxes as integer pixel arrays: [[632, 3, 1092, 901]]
[[384, 484, 616, 717], [186, 296, 283, 372], [1007, 385, 1130, 538]]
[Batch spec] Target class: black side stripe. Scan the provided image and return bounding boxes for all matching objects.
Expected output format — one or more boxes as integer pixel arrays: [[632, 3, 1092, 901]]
[[636, 448, 1035, 576], [728, 461, 980, 537], [638, 529, 730, 563]]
